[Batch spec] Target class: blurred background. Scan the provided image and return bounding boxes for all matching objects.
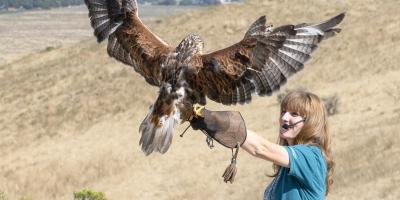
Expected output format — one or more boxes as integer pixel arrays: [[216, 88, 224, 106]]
[[1, 0, 399, 199]]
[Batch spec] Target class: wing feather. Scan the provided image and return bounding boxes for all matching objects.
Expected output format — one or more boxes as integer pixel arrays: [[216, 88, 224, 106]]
[[248, 71, 267, 95], [109, 12, 173, 86], [85, 0, 172, 87], [198, 13, 345, 105]]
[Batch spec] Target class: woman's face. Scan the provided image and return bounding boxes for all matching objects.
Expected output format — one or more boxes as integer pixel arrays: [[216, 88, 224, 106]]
[[279, 109, 305, 145]]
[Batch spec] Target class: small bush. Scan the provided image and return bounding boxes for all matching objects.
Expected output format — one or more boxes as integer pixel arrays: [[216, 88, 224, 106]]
[[0, 191, 7, 200], [323, 94, 339, 116], [44, 46, 55, 51], [276, 89, 339, 116], [276, 88, 306, 104], [74, 189, 107, 200], [276, 91, 287, 104], [19, 196, 33, 200]]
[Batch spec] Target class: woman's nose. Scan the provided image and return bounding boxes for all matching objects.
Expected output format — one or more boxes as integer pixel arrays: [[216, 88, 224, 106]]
[[281, 112, 291, 121]]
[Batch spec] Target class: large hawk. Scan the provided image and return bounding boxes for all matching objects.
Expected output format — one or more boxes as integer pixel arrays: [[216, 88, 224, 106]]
[[84, 0, 344, 155]]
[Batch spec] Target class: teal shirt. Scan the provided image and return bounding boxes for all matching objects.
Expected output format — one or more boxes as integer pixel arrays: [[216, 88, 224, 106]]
[[264, 145, 327, 200]]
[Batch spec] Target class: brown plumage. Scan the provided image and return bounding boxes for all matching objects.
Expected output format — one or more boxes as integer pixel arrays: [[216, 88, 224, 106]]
[[84, 0, 345, 155]]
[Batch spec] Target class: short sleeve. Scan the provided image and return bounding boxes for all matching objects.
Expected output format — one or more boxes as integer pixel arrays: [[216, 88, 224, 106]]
[[284, 145, 327, 192]]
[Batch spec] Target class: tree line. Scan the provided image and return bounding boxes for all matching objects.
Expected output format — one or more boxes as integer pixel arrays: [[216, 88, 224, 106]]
[[0, 0, 82, 9], [146, 0, 240, 6], [0, 0, 240, 10]]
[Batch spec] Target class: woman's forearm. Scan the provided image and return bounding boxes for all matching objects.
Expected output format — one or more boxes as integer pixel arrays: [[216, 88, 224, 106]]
[[242, 130, 290, 168]]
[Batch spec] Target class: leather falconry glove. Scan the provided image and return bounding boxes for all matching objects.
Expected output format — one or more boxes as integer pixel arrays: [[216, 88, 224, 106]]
[[189, 104, 247, 183]]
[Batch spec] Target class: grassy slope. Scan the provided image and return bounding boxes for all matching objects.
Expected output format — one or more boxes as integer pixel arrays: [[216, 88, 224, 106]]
[[1, 0, 400, 199]]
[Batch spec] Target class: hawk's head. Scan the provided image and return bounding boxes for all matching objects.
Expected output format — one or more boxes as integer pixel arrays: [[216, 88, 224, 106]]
[[175, 33, 204, 63]]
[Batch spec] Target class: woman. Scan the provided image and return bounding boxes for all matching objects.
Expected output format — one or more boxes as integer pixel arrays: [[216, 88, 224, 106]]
[[242, 91, 334, 200]]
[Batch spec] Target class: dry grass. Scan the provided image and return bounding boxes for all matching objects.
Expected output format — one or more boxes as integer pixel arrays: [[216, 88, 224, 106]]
[[1, 0, 400, 199], [0, 5, 201, 65]]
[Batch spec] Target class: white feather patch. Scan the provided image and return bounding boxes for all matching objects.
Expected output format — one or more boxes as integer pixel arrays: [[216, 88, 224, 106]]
[[139, 87, 186, 155], [296, 27, 324, 36]]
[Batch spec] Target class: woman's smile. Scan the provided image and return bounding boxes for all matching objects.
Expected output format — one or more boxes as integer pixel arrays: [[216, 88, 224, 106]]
[[279, 111, 305, 145]]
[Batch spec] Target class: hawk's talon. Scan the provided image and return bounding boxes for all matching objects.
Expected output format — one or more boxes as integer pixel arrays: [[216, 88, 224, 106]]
[[193, 104, 205, 118]]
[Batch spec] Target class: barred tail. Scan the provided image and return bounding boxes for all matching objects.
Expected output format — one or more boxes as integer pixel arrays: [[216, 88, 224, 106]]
[[139, 105, 180, 156], [84, 0, 138, 43]]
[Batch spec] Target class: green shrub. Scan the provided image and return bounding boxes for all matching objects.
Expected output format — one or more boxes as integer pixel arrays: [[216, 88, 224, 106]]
[[0, 0, 83, 10], [323, 94, 339, 116], [19, 196, 33, 200], [276, 88, 306, 104], [0, 191, 7, 200], [277, 89, 339, 116], [73, 189, 107, 200]]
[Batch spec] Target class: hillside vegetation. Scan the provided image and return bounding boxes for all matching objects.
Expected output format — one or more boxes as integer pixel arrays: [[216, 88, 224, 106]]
[[0, 0, 82, 9], [0, 0, 399, 199], [0, 0, 235, 10]]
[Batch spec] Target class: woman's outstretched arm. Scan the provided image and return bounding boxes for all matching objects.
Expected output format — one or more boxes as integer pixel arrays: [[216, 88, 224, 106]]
[[242, 130, 290, 168]]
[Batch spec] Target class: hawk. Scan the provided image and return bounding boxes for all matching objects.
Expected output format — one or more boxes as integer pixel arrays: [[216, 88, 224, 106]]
[[84, 0, 344, 155]]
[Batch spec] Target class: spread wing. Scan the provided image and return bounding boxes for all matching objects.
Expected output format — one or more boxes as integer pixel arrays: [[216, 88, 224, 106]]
[[84, 0, 173, 86], [198, 13, 345, 105]]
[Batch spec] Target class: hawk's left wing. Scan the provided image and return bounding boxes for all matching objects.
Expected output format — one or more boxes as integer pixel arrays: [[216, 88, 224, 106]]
[[198, 13, 345, 105], [85, 0, 173, 87]]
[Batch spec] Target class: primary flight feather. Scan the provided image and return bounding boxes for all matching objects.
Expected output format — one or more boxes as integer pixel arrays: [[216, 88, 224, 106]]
[[84, 0, 345, 155]]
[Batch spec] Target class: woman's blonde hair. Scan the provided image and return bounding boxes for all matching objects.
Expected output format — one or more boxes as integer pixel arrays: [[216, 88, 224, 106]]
[[272, 90, 334, 195]]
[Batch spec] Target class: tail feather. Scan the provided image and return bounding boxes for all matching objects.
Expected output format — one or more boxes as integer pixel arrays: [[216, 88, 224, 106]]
[[84, 0, 138, 43], [139, 105, 180, 155], [157, 116, 175, 153]]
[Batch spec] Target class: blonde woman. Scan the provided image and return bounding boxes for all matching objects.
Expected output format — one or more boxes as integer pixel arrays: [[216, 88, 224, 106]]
[[242, 91, 334, 200]]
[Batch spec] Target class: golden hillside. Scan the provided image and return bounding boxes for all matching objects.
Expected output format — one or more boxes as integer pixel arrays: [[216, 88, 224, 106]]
[[1, 0, 400, 199]]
